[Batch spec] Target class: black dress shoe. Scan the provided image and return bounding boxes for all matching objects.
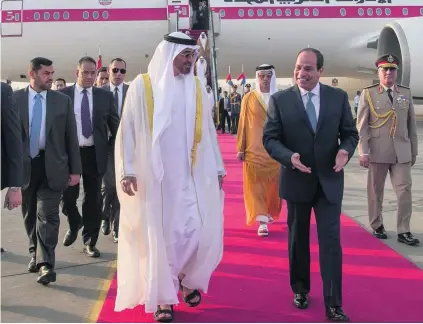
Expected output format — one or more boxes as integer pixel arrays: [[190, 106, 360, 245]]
[[63, 230, 78, 247], [293, 293, 308, 309], [28, 257, 38, 273], [373, 225, 387, 239], [84, 245, 100, 258], [36, 265, 56, 285], [326, 306, 350, 322], [101, 220, 111, 235], [112, 231, 118, 243], [398, 232, 420, 246]]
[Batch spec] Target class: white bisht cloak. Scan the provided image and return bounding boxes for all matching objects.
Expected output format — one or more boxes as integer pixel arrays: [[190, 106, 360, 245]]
[[114, 73, 225, 313]]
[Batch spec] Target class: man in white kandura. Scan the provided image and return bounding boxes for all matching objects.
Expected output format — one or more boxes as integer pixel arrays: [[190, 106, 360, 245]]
[[114, 32, 226, 323]]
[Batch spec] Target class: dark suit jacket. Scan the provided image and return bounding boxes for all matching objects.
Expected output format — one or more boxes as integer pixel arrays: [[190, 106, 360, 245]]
[[14, 87, 82, 191], [101, 83, 129, 117], [60, 85, 119, 175], [1, 82, 23, 189], [263, 83, 358, 204]]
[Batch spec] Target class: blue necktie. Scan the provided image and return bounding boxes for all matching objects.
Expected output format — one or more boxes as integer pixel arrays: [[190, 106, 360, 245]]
[[306, 92, 317, 132], [30, 94, 42, 158], [81, 89, 92, 138]]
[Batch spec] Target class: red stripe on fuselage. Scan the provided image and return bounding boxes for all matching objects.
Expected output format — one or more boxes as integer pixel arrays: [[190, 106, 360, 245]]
[[1, 6, 422, 23]]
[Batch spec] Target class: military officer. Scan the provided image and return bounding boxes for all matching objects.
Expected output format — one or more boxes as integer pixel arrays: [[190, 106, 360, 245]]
[[356, 54, 419, 246]]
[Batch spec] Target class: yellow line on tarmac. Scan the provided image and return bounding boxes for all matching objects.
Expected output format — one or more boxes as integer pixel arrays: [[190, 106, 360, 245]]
[[86, 260, 117, 323]]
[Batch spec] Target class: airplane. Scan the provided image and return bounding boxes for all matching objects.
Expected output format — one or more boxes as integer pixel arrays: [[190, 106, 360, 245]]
[[1, 0, 422, 100]]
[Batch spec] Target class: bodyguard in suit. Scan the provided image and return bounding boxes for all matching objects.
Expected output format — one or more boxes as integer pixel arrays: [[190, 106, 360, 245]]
[[263, 48, 358, 322], [356, 54, 419, 246], [100, 57, 129, 242], [14, 57, 81, 284], [1, 82, 23, 210], [60, 56, 119, 257]]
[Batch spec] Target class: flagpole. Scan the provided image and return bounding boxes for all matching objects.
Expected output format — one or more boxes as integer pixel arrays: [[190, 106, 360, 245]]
[[241, 64, 245, 96]]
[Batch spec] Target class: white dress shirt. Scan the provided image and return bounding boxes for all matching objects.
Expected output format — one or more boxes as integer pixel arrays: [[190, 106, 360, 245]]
[[28, 86, 47, 150], [109, 82, 124, 117], [299, 82, 320, 121], [74, 84, 94, 147]]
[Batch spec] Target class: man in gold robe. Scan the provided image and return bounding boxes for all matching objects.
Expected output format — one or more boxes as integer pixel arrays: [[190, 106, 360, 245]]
[[236, 64, 281, 236]]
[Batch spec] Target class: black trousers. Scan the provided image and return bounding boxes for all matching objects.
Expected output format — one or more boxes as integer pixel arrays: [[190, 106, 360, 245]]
[[62, 147, 103, 247], [231, 113, 239, 134], [101, 145, 119, 233], [22, 152, 61, 268], [219, 111, 231, 133], [287, 183, 343, 307]]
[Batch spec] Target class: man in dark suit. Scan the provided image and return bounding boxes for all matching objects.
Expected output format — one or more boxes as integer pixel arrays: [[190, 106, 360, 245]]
[[60, 56, 119, 257], [263, 48, 358, 322], [100, 57, 129, 243], [219, 90, 230, 133], [1, 82, 23, 210], [14, 57, 82, 284]]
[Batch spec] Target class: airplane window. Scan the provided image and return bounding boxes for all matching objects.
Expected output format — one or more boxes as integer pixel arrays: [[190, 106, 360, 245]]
[[367, 8, 373, 16], [266, 9, 272, 17], [294, 9, 300, 16], [313, 8, 319, 16], [304, 8, 310, 17], [402, 8, 408, 16], [276, 9, 282, 16], [257, 9, 263, 17], [358, 8, 364, 16], [182, 7, 187, 16], [238, 9, 244, 17], [93, 11, 99, 19], [44, 12, 50, 20], [376, 8, 382, 16], [248, 9, 254, 17], [384, 8, 391, 16], [340, 8, 346, 16], [53, 12, 60, 20], [83, 11, 90, 19], [63, 11, 70, 20], [420, 8, 423, 15], [102, 11, 109, 19], [33, 12, 40, 20], [219, 9, 225, 17]]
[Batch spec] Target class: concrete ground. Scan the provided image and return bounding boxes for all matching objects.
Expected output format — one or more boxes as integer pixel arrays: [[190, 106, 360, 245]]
[[1, 122, 422, 323]]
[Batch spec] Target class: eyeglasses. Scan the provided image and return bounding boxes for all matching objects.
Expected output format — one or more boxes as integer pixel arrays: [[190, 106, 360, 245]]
[[112, 68, 127, 74]]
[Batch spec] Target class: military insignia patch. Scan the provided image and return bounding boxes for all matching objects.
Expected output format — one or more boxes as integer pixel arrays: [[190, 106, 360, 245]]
[[387, 55, 394, 63]]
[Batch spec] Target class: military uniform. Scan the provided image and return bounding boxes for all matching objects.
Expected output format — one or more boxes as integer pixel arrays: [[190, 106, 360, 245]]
[[356, 54, 419, 245], [230, 85, 242, 134]]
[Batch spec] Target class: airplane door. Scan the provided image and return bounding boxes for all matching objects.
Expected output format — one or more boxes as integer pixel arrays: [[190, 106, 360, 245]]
[[1, 0, 23, 37], [167, 0, 190, 30]]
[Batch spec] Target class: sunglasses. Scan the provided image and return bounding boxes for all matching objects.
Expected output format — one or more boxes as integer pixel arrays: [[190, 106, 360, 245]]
[[112, 68, 127, 74]]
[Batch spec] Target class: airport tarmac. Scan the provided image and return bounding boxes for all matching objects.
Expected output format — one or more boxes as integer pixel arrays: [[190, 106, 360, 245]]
[[1, 122, 422, 323]]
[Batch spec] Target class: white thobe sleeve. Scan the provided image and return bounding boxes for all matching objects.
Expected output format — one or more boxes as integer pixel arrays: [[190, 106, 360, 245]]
[[117, 79, 138, 179], [207, 108, 226, 176]]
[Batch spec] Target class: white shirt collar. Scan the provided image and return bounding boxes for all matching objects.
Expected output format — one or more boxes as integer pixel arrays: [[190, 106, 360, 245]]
[[28, 86, 47, 100], [75, 83, 92, 95], [382, 84, 394, 91], [109, 82, 124, 93], [299, 82, 320, 98]]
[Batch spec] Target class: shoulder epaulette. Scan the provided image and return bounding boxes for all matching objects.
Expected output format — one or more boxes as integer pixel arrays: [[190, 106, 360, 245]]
[[363, 83, 379, 89], [397, 84, 410, 89]]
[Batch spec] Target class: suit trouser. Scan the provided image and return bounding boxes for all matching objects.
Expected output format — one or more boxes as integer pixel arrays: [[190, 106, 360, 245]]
[[287, 183, 342, 307], [62, 147, 103, 246], [367, 162, 412, 234], [22, 152, 61, 268], [219, 111, 231, 132], [101, 145, 120, 233]]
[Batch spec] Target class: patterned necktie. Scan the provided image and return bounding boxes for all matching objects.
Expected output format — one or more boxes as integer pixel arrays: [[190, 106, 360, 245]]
[[114, 87, 119, 116], [387, 88, 393, 104], [81, 89, 92, 139], [30, 94, 42, 158], [306, 92, 317, 132]]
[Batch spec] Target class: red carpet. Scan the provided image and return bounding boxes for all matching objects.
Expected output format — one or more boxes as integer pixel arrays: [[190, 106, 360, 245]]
[[97, 133, 423, 323]]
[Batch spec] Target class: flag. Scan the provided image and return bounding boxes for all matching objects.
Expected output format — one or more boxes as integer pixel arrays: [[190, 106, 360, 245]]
[[237, 72, 246, 85], [226, 73, 233, 87], [96, 45, 102, 70]]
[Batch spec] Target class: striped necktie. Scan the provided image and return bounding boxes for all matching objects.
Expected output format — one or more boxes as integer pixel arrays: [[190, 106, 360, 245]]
[[30, 94, 42, 158]]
